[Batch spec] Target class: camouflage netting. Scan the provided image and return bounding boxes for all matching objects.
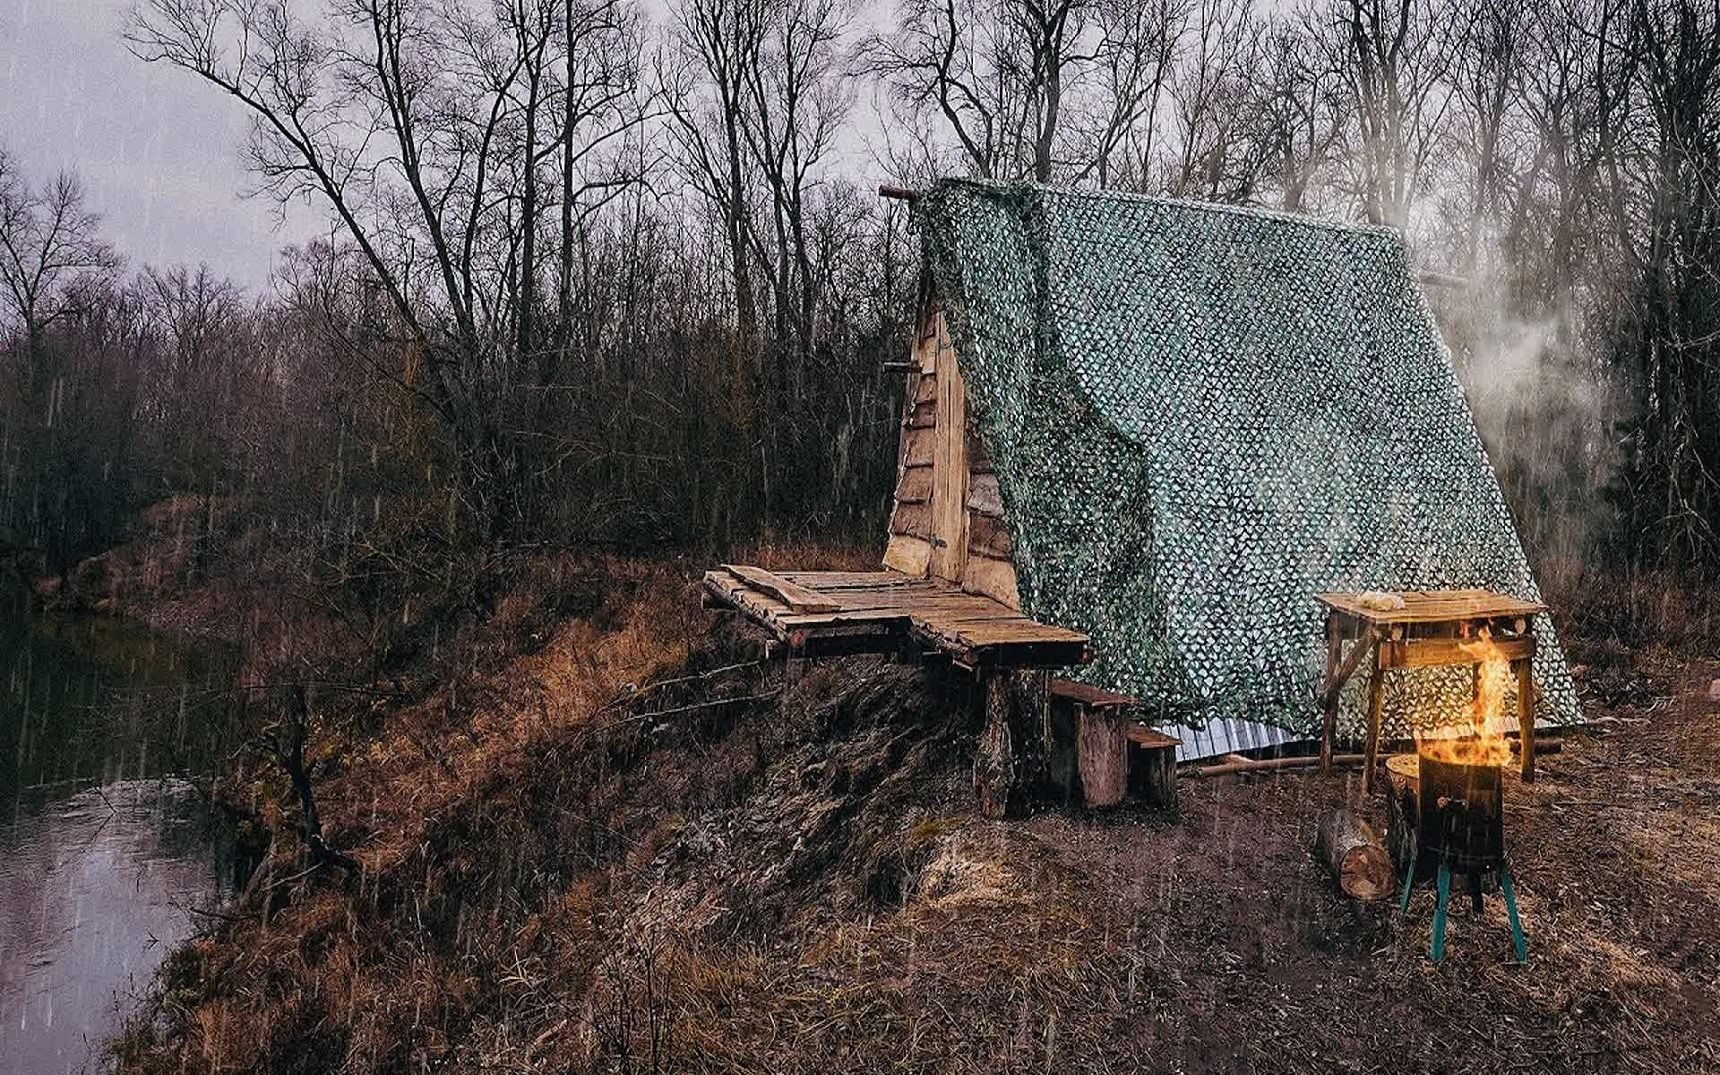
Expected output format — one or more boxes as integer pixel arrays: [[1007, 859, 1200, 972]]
[[913, 178, 1580, 738]]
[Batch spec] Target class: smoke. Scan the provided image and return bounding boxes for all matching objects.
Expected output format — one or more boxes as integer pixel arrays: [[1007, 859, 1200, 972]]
[[1429, 266, 1626, 574]]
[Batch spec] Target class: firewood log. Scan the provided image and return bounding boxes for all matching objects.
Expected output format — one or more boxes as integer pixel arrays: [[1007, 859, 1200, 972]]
[[1315, 807, 1395, 901]]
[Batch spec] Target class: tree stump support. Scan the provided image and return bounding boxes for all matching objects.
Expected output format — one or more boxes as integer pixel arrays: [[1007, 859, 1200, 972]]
[[1126, 726, 1179, 810], [1077, 707, 1128, 807], [974, 668, 1050, 818]]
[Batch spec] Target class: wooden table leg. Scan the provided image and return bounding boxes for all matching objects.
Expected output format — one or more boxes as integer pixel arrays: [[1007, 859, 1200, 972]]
[[1515, 656, 1536, 782], [1362, 647, 1385, 797], [1320, 613, 1341, 773]]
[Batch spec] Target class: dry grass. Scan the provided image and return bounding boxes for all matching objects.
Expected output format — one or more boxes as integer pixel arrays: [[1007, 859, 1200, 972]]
[[111, 555, 1720, 1074], [1541, 555, 1720, 657]]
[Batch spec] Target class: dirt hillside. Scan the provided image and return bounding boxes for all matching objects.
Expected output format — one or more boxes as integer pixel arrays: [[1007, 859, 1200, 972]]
[[112, 565, 1720, 1074]]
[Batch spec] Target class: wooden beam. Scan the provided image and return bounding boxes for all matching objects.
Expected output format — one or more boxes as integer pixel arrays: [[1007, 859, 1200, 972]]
[[1320, 627, 1376, 707], [1186, 739, 1563, 779], [1516, 656, 1537, 783], [1416, 268, 1469, 290], [720, 564, 841, 613], [1362, 646, 1386, 797], [1184, 753, 1384, 778], [1320, 612, 1341, 773], [1379, 634, 1535, 670]]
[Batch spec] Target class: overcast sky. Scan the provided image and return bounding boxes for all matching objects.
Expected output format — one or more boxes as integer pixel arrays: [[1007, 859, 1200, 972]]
[[0, 0, 322, 291]]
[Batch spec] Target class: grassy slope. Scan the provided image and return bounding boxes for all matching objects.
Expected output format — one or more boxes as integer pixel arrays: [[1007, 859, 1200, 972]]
[[108, 555, 1720, 1074]]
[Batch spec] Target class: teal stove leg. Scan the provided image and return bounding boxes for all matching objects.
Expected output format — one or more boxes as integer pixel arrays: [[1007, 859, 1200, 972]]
[[1430, 862, 1452, 963], [1500, 864, 1528, 964]]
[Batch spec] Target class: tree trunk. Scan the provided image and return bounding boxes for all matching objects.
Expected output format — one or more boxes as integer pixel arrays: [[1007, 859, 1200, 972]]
[[974, 669, 1050, 818]]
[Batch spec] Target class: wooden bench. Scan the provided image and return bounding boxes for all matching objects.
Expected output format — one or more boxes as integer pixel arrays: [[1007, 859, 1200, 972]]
[[1049, 678, 1179, 810]]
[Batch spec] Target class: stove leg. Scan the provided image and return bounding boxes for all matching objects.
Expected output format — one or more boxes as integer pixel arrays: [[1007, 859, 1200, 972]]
[[1468, 870, 1484, 913], [1397, 852, 1417, 918], [1500, 864, 1528, 964], [1431, 862, 1452, 963]]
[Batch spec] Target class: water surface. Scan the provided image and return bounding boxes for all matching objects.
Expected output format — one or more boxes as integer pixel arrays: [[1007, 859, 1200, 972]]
[[0, 614, 244, 1074]]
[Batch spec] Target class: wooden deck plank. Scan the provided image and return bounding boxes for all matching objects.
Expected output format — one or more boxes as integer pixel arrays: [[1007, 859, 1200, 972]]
[[706, 567, 1089, 668], [1050, 678, 1140, 710], [776, 569, 925, 586], [721, 564, 843, 613]]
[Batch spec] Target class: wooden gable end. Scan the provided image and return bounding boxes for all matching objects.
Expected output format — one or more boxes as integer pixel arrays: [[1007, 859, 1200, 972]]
[[883, 307, 1020, 609]]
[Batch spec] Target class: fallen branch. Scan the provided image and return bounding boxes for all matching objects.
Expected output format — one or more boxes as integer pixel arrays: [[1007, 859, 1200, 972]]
[[596, 659, 769, 716], [620, 689, 781, 724], [189, 904, 259, 923]]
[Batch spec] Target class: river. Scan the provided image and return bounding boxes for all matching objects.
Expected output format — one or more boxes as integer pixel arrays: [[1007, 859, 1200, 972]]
[[0, 613, 247, 1074]]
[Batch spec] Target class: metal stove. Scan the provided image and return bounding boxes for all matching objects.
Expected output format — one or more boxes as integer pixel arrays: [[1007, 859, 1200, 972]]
[[1388, 749, 1528, 963]]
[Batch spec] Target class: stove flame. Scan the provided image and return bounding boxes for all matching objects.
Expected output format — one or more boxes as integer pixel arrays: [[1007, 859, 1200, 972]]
[[1416, 630, 1516, 768]]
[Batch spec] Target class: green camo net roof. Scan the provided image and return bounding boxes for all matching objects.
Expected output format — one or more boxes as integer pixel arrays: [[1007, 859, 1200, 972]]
[[913, 178, 1580, 738]]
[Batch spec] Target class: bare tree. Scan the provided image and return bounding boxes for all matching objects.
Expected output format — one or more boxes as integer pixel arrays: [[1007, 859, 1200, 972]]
[[0, 157, 119, 392], [666, 0, 767, 366], [1246, 11, 1349, 211], [867, 0, 1095, 183], [1066, 0, 1186, 189], [127, 0, 649, 539], [1326, 0, 1456, 227], [1163, 0, 1264, 199], [741, 0, 851, 375]]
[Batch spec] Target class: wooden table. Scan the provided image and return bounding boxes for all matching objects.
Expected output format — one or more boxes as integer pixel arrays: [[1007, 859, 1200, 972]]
[[1316, 590, 1546, 795]]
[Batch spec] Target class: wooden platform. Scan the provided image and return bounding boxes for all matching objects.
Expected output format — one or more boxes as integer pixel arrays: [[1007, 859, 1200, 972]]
[[704, 566, 1089, 669]]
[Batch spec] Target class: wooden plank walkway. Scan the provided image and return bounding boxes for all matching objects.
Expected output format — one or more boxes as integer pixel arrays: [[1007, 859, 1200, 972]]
[[704, 566, 1089, 669]]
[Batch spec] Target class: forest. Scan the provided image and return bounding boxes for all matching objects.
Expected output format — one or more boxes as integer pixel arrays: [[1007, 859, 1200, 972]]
[[3, 0, 1719, 607], [4, 1, 1720, 1071]]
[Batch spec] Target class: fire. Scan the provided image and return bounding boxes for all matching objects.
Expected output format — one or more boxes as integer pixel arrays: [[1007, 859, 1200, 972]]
[[1416, 631, 1517, 768]]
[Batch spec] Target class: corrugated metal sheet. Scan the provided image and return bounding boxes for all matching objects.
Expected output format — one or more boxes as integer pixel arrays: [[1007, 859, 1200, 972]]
[[1167, 717, 1567, 764], [1166, 717, 1303, 763]]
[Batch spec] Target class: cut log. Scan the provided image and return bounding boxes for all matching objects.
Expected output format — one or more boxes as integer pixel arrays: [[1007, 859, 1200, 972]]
[[975, 677, 1014, 819], [1384, 754, 1419, 875], [973, 669, 1050, 818], [1126, 726, 1179, 810], [1315, 808, 1395, 902], [1077, 708, 1128, 808]]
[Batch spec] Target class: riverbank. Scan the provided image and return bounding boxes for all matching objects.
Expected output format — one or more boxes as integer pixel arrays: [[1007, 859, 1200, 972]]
[[93, 549, 1720, 1074]]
